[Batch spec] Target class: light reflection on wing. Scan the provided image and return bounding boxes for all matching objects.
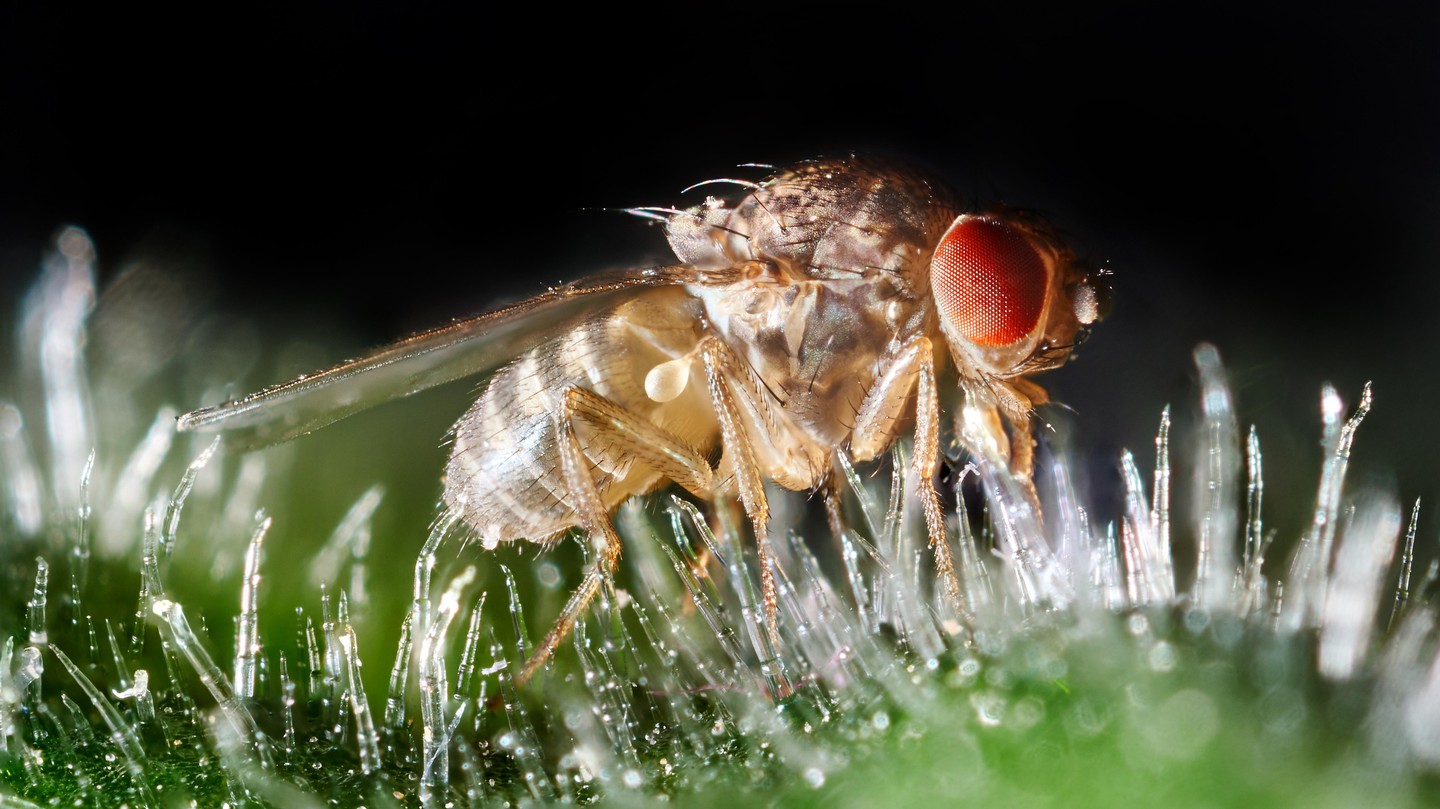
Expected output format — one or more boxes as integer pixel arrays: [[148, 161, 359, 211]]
[[177, 266, 696, 448]]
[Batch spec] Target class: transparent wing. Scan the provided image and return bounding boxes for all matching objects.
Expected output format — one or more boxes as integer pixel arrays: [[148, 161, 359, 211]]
[[178, 265, 702, 448]]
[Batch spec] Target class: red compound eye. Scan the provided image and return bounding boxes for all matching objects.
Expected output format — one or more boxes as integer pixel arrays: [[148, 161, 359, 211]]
[[930, 216, 1048, 347]]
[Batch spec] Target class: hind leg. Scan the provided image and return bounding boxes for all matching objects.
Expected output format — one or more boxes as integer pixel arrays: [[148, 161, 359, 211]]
[[515, 387, 714, 685]]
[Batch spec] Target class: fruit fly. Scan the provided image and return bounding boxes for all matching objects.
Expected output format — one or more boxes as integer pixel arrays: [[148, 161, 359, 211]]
[[178, 156, 1107, 684]]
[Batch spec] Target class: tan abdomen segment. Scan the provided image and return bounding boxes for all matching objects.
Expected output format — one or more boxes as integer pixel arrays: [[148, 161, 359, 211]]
[[443, 291, 714, 546]]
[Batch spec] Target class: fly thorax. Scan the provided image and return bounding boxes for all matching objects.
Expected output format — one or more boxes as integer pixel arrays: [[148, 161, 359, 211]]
[[688, 276, 814, 379], [693, 275, 904, 422]]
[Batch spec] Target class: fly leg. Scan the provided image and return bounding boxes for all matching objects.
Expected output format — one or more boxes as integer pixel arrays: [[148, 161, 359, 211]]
[[697, 336, 781, 651], [515, 386, 714, 686], [969, 378, 1045, 513], [821, 470, 847, 546], [1006, 410, 1040, 510], [1003, 377, 1050, 502], [564, 387, 715, 499], [850, 336, 963, 614]]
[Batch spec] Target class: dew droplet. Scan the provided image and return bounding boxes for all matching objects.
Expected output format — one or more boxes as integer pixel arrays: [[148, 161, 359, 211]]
[[1148, 641, 1177, 672]]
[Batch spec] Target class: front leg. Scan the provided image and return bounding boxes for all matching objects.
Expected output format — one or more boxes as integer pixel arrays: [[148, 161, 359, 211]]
[[850, 336, 963, 614], [963, 379, 1043, 511], [1001, 377, 1049, 485]]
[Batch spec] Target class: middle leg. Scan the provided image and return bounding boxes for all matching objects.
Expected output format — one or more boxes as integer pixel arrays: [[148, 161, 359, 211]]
[[850, 336, 963, 614], [698, 336, 783, 652]]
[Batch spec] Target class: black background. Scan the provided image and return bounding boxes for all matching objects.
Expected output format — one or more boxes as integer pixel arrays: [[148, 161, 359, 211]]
[[3, 5, 1438, 556]]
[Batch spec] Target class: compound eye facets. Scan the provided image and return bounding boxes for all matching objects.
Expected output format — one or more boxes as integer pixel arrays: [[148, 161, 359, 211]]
[[931, 215, 1049, 347]]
